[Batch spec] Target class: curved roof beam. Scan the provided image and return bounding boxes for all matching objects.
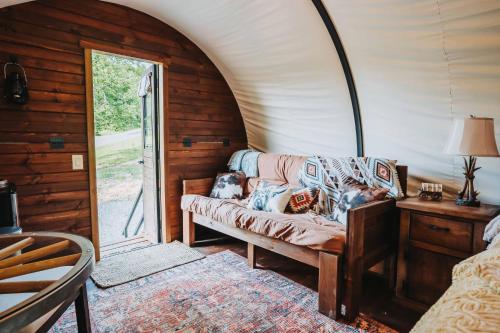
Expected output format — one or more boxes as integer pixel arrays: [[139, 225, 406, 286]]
[[312, 0, 363, 157]]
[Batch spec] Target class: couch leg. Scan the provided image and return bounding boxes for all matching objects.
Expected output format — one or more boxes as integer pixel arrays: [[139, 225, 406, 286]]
[[183, 210, 195, 246], [343, 258, 362, 322], [247, 242, 257, 268], [318, 252, 342, 320]]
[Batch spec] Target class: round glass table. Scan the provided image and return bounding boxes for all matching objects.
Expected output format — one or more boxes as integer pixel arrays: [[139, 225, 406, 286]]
[[0, 232, 95, 332]]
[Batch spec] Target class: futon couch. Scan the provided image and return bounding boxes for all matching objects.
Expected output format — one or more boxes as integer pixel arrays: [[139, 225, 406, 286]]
[[181, 153, 407, 321]]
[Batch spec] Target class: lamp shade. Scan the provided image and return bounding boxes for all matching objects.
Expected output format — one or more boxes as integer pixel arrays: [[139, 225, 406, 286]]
[[444, 117, 499, 157]]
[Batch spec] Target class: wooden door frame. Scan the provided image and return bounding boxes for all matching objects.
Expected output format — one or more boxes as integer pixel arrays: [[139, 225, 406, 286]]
[[82, 40, 170, 261]]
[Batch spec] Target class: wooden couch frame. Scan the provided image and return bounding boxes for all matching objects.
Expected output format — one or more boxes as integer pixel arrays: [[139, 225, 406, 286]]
[[182, 166, 407, 321]]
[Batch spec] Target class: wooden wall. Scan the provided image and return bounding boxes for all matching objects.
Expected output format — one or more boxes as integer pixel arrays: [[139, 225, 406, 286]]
[[0, 0, 247, 241]]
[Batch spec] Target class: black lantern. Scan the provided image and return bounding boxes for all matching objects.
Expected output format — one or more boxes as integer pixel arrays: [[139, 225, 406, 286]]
[[3, 57, 29, 105]]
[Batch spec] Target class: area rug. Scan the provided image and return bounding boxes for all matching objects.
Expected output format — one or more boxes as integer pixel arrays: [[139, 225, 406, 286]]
[[51, 251, 396, 333], [91, 241, 205, 287]]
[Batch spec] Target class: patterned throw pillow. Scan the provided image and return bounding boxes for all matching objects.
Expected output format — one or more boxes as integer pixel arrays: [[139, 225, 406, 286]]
[[298, 157, 340, 216], [332, 179, 389, 225], [286, 187, 319, 213], [298, 156, 404, 218], [210, 172, 246, 199], [247, 181, 292, 213]]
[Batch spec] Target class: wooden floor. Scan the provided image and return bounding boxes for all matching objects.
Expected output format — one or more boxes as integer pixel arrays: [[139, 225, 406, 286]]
[[194, 239, 422, 333]]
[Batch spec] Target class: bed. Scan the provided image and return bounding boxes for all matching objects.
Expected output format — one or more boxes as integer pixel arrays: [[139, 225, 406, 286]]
[[411, 229, 500, 332]]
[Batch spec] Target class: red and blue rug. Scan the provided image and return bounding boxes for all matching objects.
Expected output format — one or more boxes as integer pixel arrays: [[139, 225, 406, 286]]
[[50, 251, 395, 332]]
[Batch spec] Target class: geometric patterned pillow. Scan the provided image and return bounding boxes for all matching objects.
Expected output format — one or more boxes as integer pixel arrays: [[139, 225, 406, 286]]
[[209, 171, 246, 199], [298, 156, 404, 220], [344, 157, 404, 200], [298, 157, 340, 217], [300, 156, 403, 201], [286, 187, 319, 213]]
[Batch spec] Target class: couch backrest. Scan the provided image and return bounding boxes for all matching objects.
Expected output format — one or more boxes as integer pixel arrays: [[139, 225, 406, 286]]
[[257, 153, 307, 186]]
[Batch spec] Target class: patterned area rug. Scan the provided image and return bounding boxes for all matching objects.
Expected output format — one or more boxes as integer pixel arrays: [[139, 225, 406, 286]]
[[51, 251, 396, 332], [91, 241, 205, 287]]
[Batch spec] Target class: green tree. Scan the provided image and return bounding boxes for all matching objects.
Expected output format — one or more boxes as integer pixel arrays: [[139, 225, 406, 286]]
[[92, 53, 149, 135]]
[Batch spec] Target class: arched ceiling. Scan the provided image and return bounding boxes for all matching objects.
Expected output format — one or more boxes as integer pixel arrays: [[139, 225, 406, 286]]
[[2, 0, 500, 204], [110, 0, 357, 157]]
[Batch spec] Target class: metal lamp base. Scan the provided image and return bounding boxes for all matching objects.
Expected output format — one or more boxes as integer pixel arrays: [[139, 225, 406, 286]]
[[456, 156, 481, 208], [455, 198, 480, 207]]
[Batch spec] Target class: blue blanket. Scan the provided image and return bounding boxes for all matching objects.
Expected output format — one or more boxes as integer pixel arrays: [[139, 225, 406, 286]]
[[227, 149, 261, 177]]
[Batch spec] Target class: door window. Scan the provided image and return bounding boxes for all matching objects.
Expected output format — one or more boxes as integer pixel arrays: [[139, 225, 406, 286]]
[[143, 89, 154, 149]]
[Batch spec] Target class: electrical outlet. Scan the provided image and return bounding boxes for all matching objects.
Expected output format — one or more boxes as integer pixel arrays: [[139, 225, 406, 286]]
[[72, 155, 84, 170]]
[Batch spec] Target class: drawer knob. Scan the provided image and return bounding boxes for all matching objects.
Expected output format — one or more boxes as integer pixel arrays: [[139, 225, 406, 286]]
[[428, 224, 450, 232]]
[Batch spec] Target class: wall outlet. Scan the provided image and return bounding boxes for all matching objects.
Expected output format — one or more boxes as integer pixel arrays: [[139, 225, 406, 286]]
[[72, 155, 84, 170]]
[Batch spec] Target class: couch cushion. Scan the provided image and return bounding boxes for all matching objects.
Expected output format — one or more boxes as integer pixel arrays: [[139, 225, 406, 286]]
[[257, 153, 307, 187], [181, 194, 346, 254]]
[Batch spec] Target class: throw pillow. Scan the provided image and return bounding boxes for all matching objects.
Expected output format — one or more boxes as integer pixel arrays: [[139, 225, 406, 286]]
[[298, 156, 404, 213], [247, 180, 291, 213], [244, 177, 287, 197], [332, 180, 389, 225], [286, 187, 319, 213], [267, 188, 294, 213], [209, 172, 246, 199]]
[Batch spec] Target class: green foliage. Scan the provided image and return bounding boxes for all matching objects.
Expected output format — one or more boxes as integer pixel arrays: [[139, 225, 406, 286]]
[[92, 53, 149, 135]]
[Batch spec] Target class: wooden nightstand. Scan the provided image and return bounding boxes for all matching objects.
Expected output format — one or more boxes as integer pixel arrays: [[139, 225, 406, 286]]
[[395, 198, 499, 312]]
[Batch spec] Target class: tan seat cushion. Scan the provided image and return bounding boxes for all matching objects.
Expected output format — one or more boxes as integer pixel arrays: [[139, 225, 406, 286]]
[[181, 194, 346, 254]]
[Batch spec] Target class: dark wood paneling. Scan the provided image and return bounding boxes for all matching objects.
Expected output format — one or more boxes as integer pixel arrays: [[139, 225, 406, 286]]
[[0, 0, 246, 241]]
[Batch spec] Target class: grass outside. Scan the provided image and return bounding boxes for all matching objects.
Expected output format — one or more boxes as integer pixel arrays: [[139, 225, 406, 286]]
[[96, 134, 142, 202], [96, 137, 141, 171]]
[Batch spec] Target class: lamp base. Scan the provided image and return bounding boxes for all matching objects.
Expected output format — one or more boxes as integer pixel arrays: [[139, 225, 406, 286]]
[[456, 156, 481, 208], [455, 198, 480, 207]]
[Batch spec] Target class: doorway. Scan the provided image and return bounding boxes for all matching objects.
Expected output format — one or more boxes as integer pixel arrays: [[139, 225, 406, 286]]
[[90, 51, 161, 255]]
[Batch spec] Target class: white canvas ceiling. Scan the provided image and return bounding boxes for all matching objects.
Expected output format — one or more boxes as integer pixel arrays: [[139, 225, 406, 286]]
[[3, 0, 500, 204]]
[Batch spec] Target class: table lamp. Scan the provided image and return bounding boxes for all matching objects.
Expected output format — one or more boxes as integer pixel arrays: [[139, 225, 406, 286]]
[[444, 116, 499, 207]]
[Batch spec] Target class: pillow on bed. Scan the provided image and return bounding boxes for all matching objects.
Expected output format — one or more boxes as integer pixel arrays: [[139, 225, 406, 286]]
[[210, 171, 246, 199], [484, 215, 500, 248], [331, 178, 389, 225], [247, 180, 292, 213]]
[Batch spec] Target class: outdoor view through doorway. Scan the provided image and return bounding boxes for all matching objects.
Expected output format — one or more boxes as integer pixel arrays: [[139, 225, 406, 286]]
[[92, 51, 160, 251]]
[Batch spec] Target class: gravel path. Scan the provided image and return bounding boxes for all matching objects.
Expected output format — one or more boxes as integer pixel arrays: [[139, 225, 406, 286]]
[[95, 129, 140, 147], [98, 198, 143, 246]]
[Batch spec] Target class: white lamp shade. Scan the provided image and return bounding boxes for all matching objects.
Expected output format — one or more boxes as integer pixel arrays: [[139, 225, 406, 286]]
[[444, 117, 499, 157]]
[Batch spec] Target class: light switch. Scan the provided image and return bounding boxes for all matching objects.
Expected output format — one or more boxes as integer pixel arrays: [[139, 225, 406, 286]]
[[72, 155, 84, 170]]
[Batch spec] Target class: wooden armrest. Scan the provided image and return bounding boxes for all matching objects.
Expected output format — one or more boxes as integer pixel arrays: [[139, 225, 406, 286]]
[[346, 198, 398, 267], [183, 178, 215, 196], [349, 199, 395, 219]]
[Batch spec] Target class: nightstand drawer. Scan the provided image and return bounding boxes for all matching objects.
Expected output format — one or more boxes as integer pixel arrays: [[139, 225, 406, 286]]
[[410, 213, 472, 253]]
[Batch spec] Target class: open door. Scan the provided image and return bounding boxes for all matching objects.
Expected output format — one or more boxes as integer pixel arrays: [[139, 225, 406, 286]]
[[139, 65, 161, 243], [84, 42, 169, 260]]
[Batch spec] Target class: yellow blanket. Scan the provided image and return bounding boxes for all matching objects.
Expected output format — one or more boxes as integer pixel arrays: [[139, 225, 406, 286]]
[[411, 238, 500, 332]]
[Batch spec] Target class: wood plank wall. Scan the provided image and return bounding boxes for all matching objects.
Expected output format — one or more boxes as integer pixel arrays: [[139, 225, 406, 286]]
[[0, 0, 247, 241]]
